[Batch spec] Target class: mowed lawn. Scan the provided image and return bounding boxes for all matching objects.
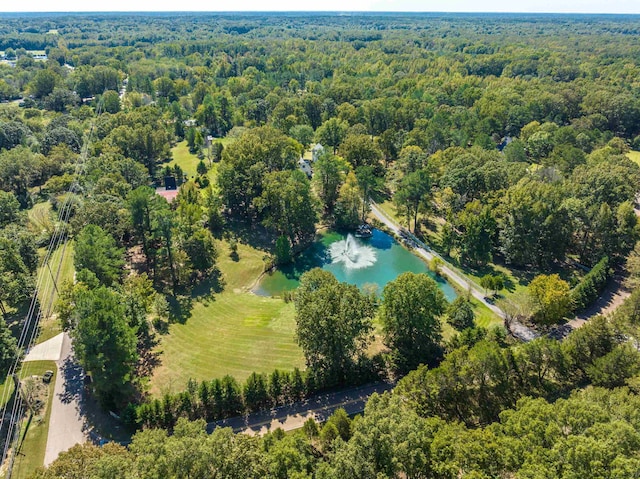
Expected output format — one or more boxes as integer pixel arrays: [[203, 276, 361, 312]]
[[35, 241, 75, 344], [10, 360, 57, 479], [165, 138, 236, 184], [167, 140, 208, 180], [149, 239, 304, 396]]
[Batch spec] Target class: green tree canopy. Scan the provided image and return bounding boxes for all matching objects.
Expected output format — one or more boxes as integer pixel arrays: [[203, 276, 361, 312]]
[[380, 272, 447, 371], [528, 273, 573, 325], [294, 269, 375, 385], [74, 224, 125, 287], [71, 286, 138, 408]]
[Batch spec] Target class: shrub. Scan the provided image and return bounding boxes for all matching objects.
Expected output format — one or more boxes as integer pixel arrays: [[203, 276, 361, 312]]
[[446, 297, 476, 331], [429, 257, 443, 275], [570, 256, 611, 313]]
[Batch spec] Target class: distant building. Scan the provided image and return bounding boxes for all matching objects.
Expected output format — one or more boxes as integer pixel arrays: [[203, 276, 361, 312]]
[[311, 143, 325, 162], [156, 176, 179, 202], [184, 119, 196, 127], [164, 176, 177, 190], [298, 158, 313, 178]]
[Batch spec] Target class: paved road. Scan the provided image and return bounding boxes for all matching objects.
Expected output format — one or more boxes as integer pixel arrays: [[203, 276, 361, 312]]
[[23, 333, 64, 362], [209, 382, 394, 435], [369, 202, 538, 342], [43, 333, 87, 466]]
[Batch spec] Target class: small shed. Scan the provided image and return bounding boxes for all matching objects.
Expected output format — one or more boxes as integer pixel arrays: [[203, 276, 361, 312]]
[[156, 176, 179, 202], [164, 176, 177, 190]]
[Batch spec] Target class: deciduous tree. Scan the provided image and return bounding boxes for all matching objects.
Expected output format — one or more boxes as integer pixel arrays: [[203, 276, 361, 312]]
[[380, 272, 446, 370], [295, 269, 375, 385]]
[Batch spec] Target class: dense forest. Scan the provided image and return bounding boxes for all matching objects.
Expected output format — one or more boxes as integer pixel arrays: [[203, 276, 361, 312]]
[[1, 11, 640, 477]]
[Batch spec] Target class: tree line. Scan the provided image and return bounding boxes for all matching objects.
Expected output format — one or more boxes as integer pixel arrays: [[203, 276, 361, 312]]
[[35, 284, 640, 479]]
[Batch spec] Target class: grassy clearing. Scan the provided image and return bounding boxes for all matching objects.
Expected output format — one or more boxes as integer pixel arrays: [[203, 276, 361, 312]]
[[167, 141, 206, 179], [166, 138, 237, 184], [376, 199, 404, 227], [441, 298, 502, 341], [470, 296, 502, 329], [9, 360, 57, 479], [627, 150, 640, 166], [37, 241, 75, 314], [27, 202, 53, 236], [149, 238, 304, 396], [0, 373, 15, 410], [462, 263, 530, 299], [34, 242, 74, 344], [151, 292, 301, 396]]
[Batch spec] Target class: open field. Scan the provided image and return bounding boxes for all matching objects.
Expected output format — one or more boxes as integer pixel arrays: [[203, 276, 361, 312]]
[[166, 141, 212, 180], [149, 238, 304, 396], [6, 361, 57, 479], [36, 241, 75, 317]]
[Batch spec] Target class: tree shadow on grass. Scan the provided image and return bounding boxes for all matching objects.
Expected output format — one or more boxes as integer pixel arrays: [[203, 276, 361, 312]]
[[371, 187, 390, 204], [224, 218, 275, 253], [458, 259, 520, 293], [136, 333, 162, 379], [191, 268, 225, 305], [166, 295, 193, 325], [5, 302, 33, 342]]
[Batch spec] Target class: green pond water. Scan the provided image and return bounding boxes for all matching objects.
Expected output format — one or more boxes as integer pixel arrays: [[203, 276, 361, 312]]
[[254, 229, 457, 302]]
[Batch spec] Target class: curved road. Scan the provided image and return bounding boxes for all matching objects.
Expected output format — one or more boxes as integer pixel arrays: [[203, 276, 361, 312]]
[[208, 382, 393, 435], [369, 202, 537, 341]]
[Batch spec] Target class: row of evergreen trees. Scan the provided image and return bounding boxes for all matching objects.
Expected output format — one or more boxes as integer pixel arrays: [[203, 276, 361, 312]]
[[135, 367, 362, 430]]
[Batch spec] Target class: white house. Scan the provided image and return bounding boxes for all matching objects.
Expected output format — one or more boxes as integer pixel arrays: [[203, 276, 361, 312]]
[[298, 158, 313, 177], [311, 143, 325, 162]]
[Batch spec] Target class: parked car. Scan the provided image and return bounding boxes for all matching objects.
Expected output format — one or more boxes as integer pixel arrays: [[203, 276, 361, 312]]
[[42, 370, 54, 383]]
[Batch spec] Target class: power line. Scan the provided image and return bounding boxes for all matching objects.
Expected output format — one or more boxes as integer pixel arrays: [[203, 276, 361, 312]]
[[0, 96, 105, 477]]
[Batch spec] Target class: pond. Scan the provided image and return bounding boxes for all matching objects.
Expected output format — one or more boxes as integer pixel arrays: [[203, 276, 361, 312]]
[[253, 229, 457, 302]]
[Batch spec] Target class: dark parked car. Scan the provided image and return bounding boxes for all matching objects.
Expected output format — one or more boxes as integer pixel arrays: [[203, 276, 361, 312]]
[[42, 370, 54, 383]]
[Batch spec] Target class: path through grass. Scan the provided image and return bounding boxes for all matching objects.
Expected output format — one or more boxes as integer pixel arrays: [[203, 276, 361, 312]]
[[35, 242, 74, 344]]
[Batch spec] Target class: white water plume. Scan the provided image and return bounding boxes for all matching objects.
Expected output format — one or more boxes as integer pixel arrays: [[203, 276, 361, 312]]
[[328, 234, 377, 270]]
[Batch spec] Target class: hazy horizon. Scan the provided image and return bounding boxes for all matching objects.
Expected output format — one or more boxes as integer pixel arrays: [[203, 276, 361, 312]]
[[1, 0, 639, 15]]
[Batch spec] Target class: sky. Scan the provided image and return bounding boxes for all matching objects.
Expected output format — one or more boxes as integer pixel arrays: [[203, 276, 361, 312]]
[[2, 0, 640, 13]]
